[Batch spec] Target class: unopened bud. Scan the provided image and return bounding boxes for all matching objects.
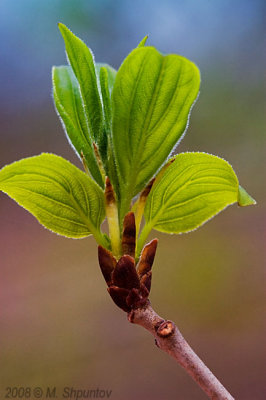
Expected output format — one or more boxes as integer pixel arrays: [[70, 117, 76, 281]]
[[122, 212, 136, 258]]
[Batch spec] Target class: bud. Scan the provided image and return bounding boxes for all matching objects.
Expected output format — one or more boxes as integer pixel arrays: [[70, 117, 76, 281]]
[[98, 238, 158, 312], [122, 212, 136, 258], [137, 239, 158, 278], [98, 246, 117, 286]]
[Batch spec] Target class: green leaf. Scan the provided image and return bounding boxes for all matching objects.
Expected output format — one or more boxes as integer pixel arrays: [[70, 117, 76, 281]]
[[58, 23, 104, 145], [95, 63, 117, 135], [112, 46, 200, 218], [99, 67, 112, 134], [137, 35, 148, 47], [52, 65, 104, 188], [94, 63, 120, 197], [238, 185, 256, 206], [142, 152, 254, 236], [95, 63, 117, 92], [0, 154, 106, 242]]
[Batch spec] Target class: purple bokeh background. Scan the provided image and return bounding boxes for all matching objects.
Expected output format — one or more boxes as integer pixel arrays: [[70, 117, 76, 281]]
[[0, 1, 265, 399]]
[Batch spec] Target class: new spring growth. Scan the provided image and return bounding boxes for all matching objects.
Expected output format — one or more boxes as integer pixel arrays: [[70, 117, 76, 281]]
[[98, 211, 158, 312]]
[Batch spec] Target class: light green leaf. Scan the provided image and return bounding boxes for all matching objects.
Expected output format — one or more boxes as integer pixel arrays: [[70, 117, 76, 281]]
[[94, 63, 120, 197], [238, 185, 256, 206], [58, 23, 104, 145], [137, 35, 148, 47], [95, 63, 119, 195], [52, 65, 104, 188], [112, 46, 200, 218], [142, 152, 254, 236], [96, 63, 117, 92], [99, 67, 112, 134], [0, 154, 106, 243], [95, 63, 117, 137]]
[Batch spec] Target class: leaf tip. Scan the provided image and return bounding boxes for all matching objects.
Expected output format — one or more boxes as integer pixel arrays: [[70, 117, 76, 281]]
[[58, 22, 70, 38], [137, 35, 149, 48], [57, 22, 64, 32], [238, 185, 256, 207], [51, 65, 56, 76]]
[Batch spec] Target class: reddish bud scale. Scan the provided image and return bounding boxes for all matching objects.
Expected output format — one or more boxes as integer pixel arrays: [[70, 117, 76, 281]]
[[122, 212, 136, 258], [137, 239, 158, 278], [139, 177, 155, 200], [105, 177, 116, 205], [98, 239, 158, 312], [98, 246, 116, 286]]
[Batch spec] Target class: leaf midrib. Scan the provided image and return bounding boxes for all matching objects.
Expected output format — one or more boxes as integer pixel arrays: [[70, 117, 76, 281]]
[[126, 52, 166, 196]]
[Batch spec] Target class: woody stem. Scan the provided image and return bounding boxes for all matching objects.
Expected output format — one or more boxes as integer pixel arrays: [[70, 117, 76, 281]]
[[128, 302, 235, 400]]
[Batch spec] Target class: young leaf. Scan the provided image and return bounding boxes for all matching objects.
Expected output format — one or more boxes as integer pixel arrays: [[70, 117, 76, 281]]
[[95, 63, 117, 92], [137, 35, 148, 47], [58, 23, 104, 147], [140, 152, 254, 244], [0, 154, 106, 243], [99, 67, 112, 134], [52, 65, 104, 188], [112, 46, 200, 218], [238, 185, 256, 206], [95, 63, 117, 134], [94, 63, 120, 198]]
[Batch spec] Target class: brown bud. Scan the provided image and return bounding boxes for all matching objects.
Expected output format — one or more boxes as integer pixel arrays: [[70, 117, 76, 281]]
[[139, 177, 155, 200], [98, 246, 117, 286], [99, 237, 158, 313], [155, 158, 175, 183], [126, 287, 149, 309], [137, 239, 158, 278], [126, 288, 141, 308], [112, 255, 140, 290], [140, 271, 152, 293], [105, 177, 116, 205], [122, 212, 136, 258], [139, 283, 150, 299], [108, 286, 130, 312]]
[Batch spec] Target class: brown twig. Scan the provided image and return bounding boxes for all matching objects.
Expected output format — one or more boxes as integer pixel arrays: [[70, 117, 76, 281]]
[[128, 302, 235, 400], [99, 212, 234, 399]]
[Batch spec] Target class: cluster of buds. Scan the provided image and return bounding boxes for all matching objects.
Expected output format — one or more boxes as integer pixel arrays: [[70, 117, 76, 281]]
[[98, 212, 158, 312]]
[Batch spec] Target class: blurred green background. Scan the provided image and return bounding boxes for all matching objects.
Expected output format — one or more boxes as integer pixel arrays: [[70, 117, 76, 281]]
[[0, 1, 265, 399]]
